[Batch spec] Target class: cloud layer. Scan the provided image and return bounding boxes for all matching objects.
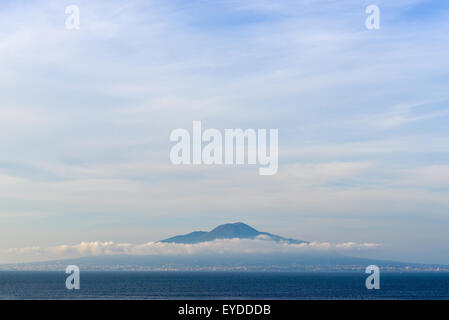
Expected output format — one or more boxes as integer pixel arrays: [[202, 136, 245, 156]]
[[6, 237, 380, 261], [0, 0, 448, 264]]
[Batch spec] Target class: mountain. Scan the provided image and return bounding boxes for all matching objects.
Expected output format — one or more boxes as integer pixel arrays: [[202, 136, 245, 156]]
[[160, 222, 307, 244], [2, 222, 448, 272]]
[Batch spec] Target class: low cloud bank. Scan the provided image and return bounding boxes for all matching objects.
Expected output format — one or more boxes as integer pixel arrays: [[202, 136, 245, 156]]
[[7, 236, 379, 260]]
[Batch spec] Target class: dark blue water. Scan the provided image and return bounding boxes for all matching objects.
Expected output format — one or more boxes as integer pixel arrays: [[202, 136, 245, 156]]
[[0, 271, 448, 300]]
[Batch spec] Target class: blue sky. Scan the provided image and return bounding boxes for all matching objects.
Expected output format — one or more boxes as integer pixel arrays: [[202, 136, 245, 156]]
[[0, 0, 449, 264]]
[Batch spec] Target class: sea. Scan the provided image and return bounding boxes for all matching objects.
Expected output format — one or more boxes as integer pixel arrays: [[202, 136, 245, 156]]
[[0, 271, 448, 300]]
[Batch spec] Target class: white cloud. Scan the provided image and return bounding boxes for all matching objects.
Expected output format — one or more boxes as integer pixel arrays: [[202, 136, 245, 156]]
[[336, 242, 380, 250], [6, 238, 380, 260]]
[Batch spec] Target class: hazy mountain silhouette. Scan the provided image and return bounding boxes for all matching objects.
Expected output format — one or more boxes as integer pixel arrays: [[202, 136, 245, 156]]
[[160, 222, 307, 244], [3, 222, 448, 272]]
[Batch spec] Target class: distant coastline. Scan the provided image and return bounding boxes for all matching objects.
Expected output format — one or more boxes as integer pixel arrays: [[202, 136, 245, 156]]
[[3, 223, 449, 272]]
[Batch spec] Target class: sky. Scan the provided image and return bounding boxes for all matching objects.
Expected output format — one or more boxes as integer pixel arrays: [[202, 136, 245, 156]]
[[0, 0, 449, 264]]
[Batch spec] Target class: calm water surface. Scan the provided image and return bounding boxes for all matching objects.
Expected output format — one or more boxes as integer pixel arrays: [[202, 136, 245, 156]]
[[0, 271, 448, 300]]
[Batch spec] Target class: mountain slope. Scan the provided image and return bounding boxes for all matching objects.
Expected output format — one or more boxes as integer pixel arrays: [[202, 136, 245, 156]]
[[2, 222, 448, 271], [160, 222, 307, 244], [3, 251, 447, 272]]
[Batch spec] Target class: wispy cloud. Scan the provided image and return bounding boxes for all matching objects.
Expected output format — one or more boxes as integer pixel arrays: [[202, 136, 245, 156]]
[[345, 100, 449, 130], [0, 0, 448, 264]]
